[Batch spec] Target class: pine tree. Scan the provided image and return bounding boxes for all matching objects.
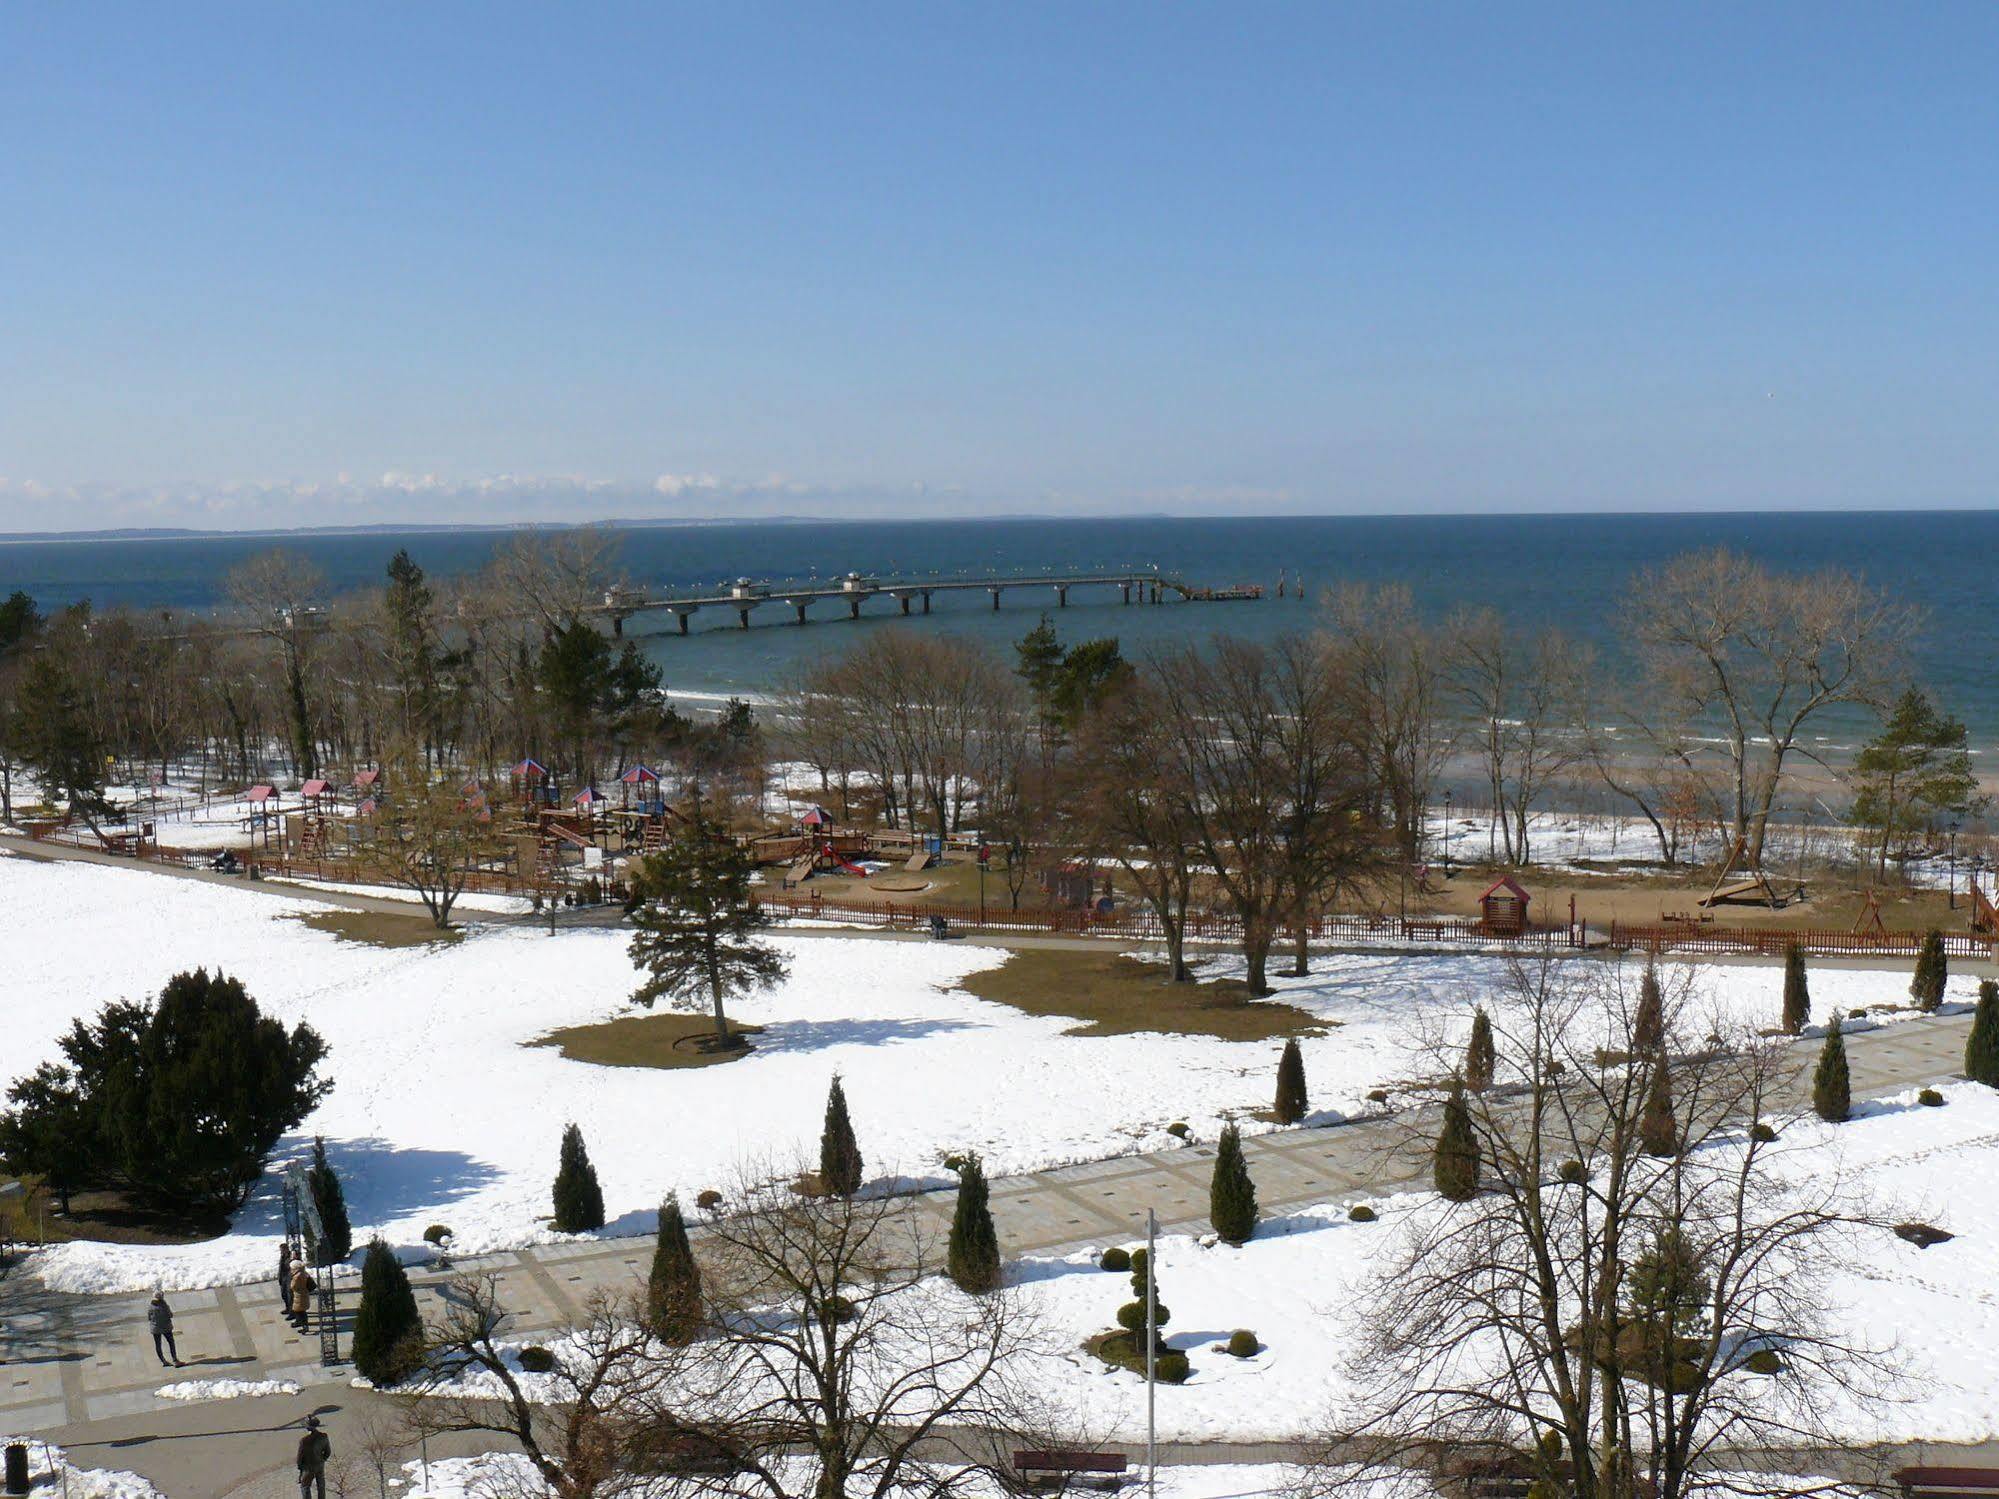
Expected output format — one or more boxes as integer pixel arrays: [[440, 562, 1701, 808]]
[[1273, 1039, 1309, 1124], [1209, 1122, 1259, 1245], [646, 1194, 702, 1342], [1640, 1058, 1679, 1157], [306, 1135, 353, 1266], [1781, 944, 1811, 1036], [552, 1123, 606, 1232], [1464, 1009, 1496, 1091], [351, 1239, 421, 1385], [819, 1075, 863, 1197], [626, 815, 789, 1048], [1813, 1015, 1851, 1123], [1910, 929, 1948, 1011], [946, 1152, 1001, 1293], [1433, 1081, 1479, 1202], [1966, 980, 1999, 1088], [1634, 957, 1665, 1052]]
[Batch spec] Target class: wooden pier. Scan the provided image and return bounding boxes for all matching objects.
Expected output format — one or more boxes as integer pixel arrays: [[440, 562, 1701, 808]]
[[594, 569, 1270, 635]]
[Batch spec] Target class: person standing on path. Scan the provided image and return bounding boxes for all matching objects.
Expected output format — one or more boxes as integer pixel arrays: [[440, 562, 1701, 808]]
[[289, 1261, 315, 1331], [295, 1413, 332, 1499], [279, 1240, 293, 1311], [147, 1292, 183, 1367]]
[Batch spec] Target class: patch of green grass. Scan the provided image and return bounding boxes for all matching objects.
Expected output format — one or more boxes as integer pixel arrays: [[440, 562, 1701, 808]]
[[959, 948, 1325, 1041], [295, 909, 463, 948], [533, 1013, 765, 1069]]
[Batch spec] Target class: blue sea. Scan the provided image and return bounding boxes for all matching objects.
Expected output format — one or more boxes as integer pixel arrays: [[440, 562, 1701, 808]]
[[2, 512, 1992, 746]]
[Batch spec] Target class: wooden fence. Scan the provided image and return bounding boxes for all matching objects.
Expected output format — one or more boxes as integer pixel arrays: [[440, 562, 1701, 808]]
[[1606, 920, 1997, 961]]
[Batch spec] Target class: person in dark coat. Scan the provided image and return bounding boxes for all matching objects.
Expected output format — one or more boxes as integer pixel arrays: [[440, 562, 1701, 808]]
[[295, 1414, 332, 1499], [278, 1241, 294, 1310], [147, 1292, 183, 1367]]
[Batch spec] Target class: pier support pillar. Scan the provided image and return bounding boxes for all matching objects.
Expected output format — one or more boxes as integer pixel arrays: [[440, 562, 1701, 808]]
[[921, 591, 931, 614], [989, 588, 1002, 611], [1121, 585, 1130, 605], [794, 602, 809, 625], [849, 597, 862, 620], [611, 614, 624, 638], [900, 595, 911, 616], [1056, 585, 1068, 608], [677, 612, 691, 635], [737, 608, 753, 630]]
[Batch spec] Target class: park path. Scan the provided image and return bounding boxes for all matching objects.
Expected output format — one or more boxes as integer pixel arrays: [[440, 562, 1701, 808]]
[[1, 1005, 1982, 1497]]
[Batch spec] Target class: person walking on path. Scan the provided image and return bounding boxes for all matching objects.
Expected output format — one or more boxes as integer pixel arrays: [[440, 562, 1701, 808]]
[[147, 1292, 183, 1367], [289, 1261, 315, 1331], [279, 1241, 293, 1311], [295, 1414, 332, 1499]]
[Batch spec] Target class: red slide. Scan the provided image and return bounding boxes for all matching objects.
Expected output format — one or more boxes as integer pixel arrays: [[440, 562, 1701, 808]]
[[822, 843, 870, 877]]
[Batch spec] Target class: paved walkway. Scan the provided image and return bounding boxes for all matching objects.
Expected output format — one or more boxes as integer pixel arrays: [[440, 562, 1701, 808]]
[[3, 1004, 1981, 1496]]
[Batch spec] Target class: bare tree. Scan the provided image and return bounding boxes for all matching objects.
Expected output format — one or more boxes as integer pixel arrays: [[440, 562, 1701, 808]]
[[1322, 584, 1450, 865], [1317, 956, 1901, 1499], [1447, 614, 1587, 866], [402, 1275, 693, 1499], [227, 548, 329, 779], [1625, 550, 1918, 868], [685, 1164, 1052, 1499], [359, 751, 510, 927]]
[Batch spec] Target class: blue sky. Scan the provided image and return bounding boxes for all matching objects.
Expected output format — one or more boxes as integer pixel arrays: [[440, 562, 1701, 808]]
[[2, 4, 1995, 529]]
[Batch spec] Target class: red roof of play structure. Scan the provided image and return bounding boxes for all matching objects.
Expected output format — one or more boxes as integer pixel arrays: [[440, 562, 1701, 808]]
[[620, 765, 659, 785], [300, 778, 331, 798], [247, 785, 275, 803], [1479, 874, 1532, 904], [353, 769, 380, 787]]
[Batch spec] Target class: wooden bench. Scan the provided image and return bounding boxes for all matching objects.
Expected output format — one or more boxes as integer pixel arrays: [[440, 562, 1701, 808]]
[[1013, 1450, 1129, 1489]]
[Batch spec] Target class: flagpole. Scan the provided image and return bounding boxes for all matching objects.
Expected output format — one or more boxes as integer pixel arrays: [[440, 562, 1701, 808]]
[[1146, 1206, 1157, 1499]]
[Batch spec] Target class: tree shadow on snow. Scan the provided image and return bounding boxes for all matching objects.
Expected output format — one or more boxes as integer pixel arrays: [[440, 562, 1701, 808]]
[[749, 1016, 980, 1054], [234, 1137, 504, 1235]]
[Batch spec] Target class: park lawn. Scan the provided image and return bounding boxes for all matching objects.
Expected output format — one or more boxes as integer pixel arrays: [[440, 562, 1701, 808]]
[[959, 948, 1327, 1040]]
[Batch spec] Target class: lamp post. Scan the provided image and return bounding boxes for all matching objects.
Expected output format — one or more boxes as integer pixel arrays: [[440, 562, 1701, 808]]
[[1443, 789, 1454, 879], [1949, 821, 1962, 911], [977, 844, 989, 926]]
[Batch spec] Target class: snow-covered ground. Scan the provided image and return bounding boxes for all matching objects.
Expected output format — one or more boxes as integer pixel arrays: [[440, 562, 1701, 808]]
[[0, 850, 1979, 1293], [153, 1376, 301, 1402], [0, 1438, 161, 1497]]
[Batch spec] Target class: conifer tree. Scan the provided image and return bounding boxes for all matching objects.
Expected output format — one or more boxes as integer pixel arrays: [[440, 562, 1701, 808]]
[[1273, 1039, 1309, 1124], [552, 1123, 606, 1232], [819, 1075, 863, 1197], [1910, 929, 1948, 1011], [1433, 1081, 1478, 1202], [1813, 1015, 1851, 1123], [306, 1135, 353, 1266], [1781, 944, 1811, 1036], [1463, 1009, 1496, 1091], [1209, 1122, 1259, 1245], [351, 1239, 421, 1385], [1966, 979, 1999, 1089], [646, 1194, 702, 1342], [1634, 957, 1665, 1052], [1640, 1058, 1679, 1157], [946, 1152, 1001, 1293]]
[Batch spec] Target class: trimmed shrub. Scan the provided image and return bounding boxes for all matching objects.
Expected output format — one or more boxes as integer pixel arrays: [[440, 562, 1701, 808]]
[[647, 1194, 703, 1342], [1911, 929, 1948, 1011], [306, 1136, 352, 1267], [1967, 980, 1999, 1087], [1274, 1039, 1309, 1124], [1226, 1329, 1259, 1358], [1099, 1246, 1132, 1272], [1209, 1122, 1258, 1245], [517, 1345, 557, 1373], [1117, 1299, 1172, 1333], [1782, 945, 1810, 1035], [1155, 1350, 1191, 1383], [1433, 1081, 1478, 1201], [819, 1075, 863, 1197], [1750, 1122, 1778, 1144], [1464, 1008, 1496, 1092], [1895, 1222, 1954, 1248], [696, 1189, 723, 1212], [941, 1153, 965, 1174], [1744, 1348, 1784, 1375], [422, 1224, 452, 1247], [1557, 1159, 1588, 1185], [1919, 1087, 1945, 1107], [1166, 1121, 1190, 1140], [1640, 1059, 1679, 1158], [947, 1152, 1001, 1294], [552, 1123, 606, 1232], [815, 1295, 858, 1324], [1347, 1203, 1377, 1223], [1365, 1088, 1390, 1105], [351, 1239, 421, 1386], [1813, 1016, 1851, 1123], [1635, 958, 1665, 1051]]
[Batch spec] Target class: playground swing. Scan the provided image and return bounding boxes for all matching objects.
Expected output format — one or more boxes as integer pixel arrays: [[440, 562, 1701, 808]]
[[1697, 834, 1784, 910]]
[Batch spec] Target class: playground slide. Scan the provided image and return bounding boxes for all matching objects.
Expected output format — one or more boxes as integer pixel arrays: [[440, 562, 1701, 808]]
[[904, 850, 932, 872], [785, 856, 815, 885], [821, 844, 871, 877]]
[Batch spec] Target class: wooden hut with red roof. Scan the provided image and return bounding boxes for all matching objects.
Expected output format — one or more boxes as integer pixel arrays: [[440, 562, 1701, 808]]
[[1478, 874, 1532, 935]]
